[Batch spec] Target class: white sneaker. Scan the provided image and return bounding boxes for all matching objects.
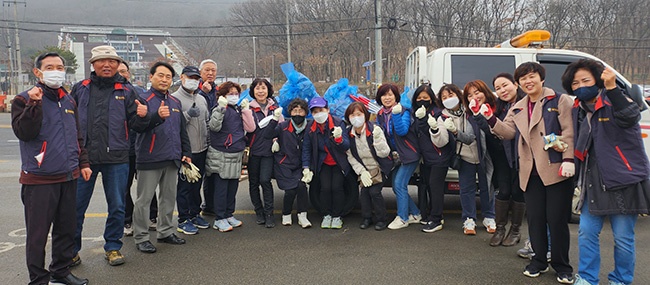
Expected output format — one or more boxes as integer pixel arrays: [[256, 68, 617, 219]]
[[331, 217, 343, 229], [483, 218, 496, 233], [282, 214, 292, 226], [123, 224, 133, 237], [408, 214, 422, 224], [388, 216, 409, 230], [463, 218, 476, 235], [297, 212, 312, 228], [321, 215, 332, 229]]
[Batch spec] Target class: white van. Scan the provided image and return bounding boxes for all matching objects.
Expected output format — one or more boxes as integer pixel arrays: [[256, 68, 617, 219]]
[[404, 30, 650, 194]]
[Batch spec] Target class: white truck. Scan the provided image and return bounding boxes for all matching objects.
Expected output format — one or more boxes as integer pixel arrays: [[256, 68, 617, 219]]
[[403, 30, 650, 195]]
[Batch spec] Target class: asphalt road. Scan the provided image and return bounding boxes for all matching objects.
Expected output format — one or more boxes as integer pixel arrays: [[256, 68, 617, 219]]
[[0, 112, 649, 285]]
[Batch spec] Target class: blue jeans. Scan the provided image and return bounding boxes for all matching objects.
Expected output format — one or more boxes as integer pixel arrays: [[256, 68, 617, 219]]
[[458, 160, 494, 221], [391, 161, 420, 221], [578, 199, 637, 285], [74, 163, 128, 253]]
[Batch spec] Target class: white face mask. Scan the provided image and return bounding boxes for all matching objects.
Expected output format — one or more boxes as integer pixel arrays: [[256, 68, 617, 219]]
[[350, 116, 365, 128], [226, 94, 239, 106], [40, 70, 66, 89], [313, 112, 328, 124], [442, 96, 460, 109], [183, 79, 199, 91]]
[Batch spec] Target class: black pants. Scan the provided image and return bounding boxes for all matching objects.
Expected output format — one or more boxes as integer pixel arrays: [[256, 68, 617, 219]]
[[125, 155, 157, 224], [494, 157, 524, 202], [524, 175, 573, 274], [418, 164, 431, 217], [202, 168, 215, 213], [359, 182, 387, 222], [282, 182, 309, 215], [248, 155, 274, 215], [22, 181, 76, 285], [212, 174, 239, 220], [426, 165, 448, 224], [176, 150, 207, 222], [319, 164, 345, 217]]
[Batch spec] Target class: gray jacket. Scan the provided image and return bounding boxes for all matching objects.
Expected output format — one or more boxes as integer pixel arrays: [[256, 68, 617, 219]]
[[172, 87, 209, 153]]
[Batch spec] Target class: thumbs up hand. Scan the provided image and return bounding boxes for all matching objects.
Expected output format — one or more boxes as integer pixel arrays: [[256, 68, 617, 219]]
[[158, 101, 170, 119], [135, 99, 148, 118]]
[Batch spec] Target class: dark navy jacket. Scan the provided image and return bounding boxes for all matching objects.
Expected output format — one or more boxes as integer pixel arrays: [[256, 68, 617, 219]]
[[198, 81, 217, 110], [210, 105, 247, 153], [302, 114, 351, 175], [15, 84, 87, 183], [248, 101, 280, 157], [376, 108, 420, 164], [415, 109, 454, 167], [347, 121, 394, 176], [135, 89, 191, 168], [264, 118, 308, 189]]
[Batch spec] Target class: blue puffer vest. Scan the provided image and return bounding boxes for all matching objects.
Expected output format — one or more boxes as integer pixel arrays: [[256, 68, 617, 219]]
[[135, 90, 183, 163], [18, 85, 80, 176], [210, 106, 247, 153]]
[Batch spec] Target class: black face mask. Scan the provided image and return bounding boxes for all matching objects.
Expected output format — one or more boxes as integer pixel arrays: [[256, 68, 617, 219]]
[[292, 115, 305, 125], [416, 100, 432, 110]]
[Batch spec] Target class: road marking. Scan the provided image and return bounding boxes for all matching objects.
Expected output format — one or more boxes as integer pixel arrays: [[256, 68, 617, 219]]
[[7, 139, 18, 143], [0, 124, 11, 129]]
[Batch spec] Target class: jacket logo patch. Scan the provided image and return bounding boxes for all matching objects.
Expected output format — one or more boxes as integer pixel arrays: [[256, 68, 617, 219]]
[[172, 108, 180, 113], [115, 96, 125, 100], [547, 108, 559, 113], [598, 117, 610, 122], [65, 109, 75, 114]]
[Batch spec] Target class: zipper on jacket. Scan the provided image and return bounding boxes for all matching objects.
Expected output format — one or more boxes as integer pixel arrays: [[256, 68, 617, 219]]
[[615, 145, 632, 171]]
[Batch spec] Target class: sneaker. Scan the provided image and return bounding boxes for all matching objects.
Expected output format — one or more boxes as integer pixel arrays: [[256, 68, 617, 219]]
[[297, 212, 311, 228], [255, 212, 265, 225], [104, 250, 125, 266], [124, 224, 133, 237], [388, 216, 409, 230], [408, 214, 422, 224], [523, 265, 549, 278], [331, 217, 343, 229], [191, 216, 210, 229], [463, 218, 476, 235], [321, 215, 332, 229], [149, 218, 157, 231], [422, 221, 443, 233], [518, 239, 534, 259], [483, 217, 497, 233], [70, 253, 81, 268], [419, 216, 430, 225], [226, 216, 243, 228], [213, 219, 233, 232], [282, 214, 292, 226], [556, 272, 574, 284], [177, 220, 199, 235]]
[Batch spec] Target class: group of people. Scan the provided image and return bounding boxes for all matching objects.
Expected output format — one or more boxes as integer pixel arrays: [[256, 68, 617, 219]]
[[13, 43, 650, 285]]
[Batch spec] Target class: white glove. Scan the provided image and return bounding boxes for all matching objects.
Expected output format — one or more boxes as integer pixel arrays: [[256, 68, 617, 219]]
[[240, 99, 250, 110], [360, 170, 373, 187], [559, 161, 575, 178], [443, 118, 457, 133], [271, 141, 280, 153], [273, 107, 283, 120], [478, 104, 493, 119], [391, 103, 402, 115], [301, 168, 313, 183], [427, 114, 438, 130], [414, 105, 426, 119], [468, 99, 479, 115], [332, 126, 342, 139], [372, 125, 383, 140], [217, 96, 228, 108], [180, 162, 201, 183]]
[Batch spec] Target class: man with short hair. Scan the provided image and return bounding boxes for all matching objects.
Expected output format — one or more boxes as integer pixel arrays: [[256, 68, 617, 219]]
[[118, 61, 147, 95], [133, 61, 192, 253], [197, 59, 218, 216], [71, 45, 150, 266], [173, 66, 210, 235], [13, 52, 90, 285]]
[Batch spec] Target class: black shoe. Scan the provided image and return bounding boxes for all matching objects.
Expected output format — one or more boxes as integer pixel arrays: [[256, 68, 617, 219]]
[[136, 241, 157, 253], [157, 233, 186, 245], [359, 218, 373, 229], [265, 214, 275, 228], [374, 221, 387, 231], [69, 253, 81, 268], [50, 273, 88, 285], [255, 212, 265, 225], [422, 221, 443, 233]]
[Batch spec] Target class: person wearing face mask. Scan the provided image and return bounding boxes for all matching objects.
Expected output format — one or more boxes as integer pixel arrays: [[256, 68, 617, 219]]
[[375, 83, 422, 230], [480, 62, 575, 283], [247, 78, 282, 228], [411, 84, 453, 233], [344, 102, 391, 230], [172, 66, 211, 235], [205, 81, 256, 232], [302, 96, 350, 229], [13, 52, 91, 285], [263, 98, 312, 228], [561, 59, 650, 285]]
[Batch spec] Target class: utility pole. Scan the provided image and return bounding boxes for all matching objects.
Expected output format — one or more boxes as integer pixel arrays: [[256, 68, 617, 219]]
[[3, 0, 25, 94], [252, 36, 257, 78], [374, 0, 382, 86], [285, 0, 291, 63], [3, 2, 13, 95]]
